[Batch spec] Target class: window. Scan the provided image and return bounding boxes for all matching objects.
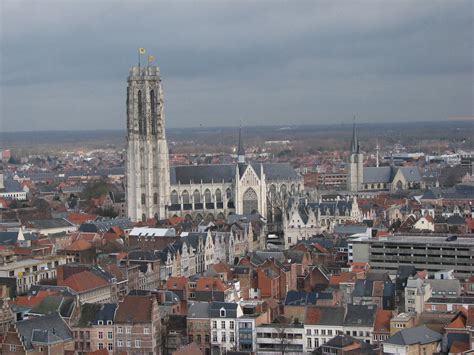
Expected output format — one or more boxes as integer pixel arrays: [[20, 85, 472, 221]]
[[98, 343, 103, 350], [221, 332, 226, 342], [126, 327, 131, 334], [205, 335, 209, 343], [328, 330, 332, 336], [220, 309, 226, 317], [107, 331, 113, 339], [212, 320, 217, 329], [141, 193, 146, 205], [126, 341, 131, 348], [213, 331, 218, 342], [144, 327, 150, 334], [135, 339, 141, 348], [10, 345, 16, 352], [98, 331, 104, 339], [229, 321, 234, 329], [118, 339, 123, 347], [307, 338, 312, 348], [221, 321, 226, 329], [230, 331, 234, 342], [117, 327, 123, 334], [108, 343, 113, 351], [314, 329, 319, 335], [98, 320, 103, 325], [196, 335, 201, 343]]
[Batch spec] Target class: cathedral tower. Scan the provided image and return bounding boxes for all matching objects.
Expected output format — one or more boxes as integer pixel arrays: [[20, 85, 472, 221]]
[[126, 65, 170, 222], [347, 123, 364, 192]]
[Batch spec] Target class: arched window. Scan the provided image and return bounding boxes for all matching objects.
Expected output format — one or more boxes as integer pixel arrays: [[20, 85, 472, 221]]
[[141, 193, 146, 205], [150, 90, 156, 135], [204, 189, 212, 204], [269, 185, 277, 199], [215, 189, 222, 203], [138, 90, 143, 134], [142, 214, 146, 222], [243, 188, 258, 214], [193, 190, 201, 204], [182, 190, 190, 204], [153, 193, 158, 205], [171, 190, 179, 204], [280, 184, 287, 197], [396, 180, 403, 190], [226, 188, 232, 200]]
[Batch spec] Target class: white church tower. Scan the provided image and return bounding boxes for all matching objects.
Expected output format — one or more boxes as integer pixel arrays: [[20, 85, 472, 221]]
[[126, 65, 170, 222], [347, 123, 364, 192]]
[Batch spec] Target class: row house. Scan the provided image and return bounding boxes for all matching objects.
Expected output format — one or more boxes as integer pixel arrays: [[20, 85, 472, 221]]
[[114, 295, 161, 354], [0, 251, 74, 294], [1, 312, 74, 354], [72, 303, 117, 354], [283, 197, 362, 247], [126, 251, 161, 290], [210, 301, 243, 353], [56, 265, 118, 304], [256, 322, 306, 354], [158, 229, 250, 282]]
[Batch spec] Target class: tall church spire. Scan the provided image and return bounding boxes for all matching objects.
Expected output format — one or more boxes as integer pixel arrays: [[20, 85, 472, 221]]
[[237, 125, 245, 164], [350, 121, 360, 154]]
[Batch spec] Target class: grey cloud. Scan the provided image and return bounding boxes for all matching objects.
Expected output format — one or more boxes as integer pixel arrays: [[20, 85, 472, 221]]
[[0, 0, 472, 131]]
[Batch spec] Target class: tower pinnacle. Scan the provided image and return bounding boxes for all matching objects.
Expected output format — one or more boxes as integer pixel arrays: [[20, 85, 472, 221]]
[[237, 125, 245, 164], [350, 121, 360, 154]]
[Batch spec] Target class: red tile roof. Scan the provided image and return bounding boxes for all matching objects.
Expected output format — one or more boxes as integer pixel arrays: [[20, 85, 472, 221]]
[[13, 290, 59, 307], [166, 276, 188, 290], [374, 309, 393, 332], [329, 272, 357, 286], [115, 296, 155, 323], [59, 271, 108, 292], [65, 239, 93, 252], [67, 213, 98, 225], [196, 277, 230, 292]]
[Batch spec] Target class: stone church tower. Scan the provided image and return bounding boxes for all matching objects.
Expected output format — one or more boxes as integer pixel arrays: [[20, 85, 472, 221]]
[[347, 123, 364, 192], [126, 65, 170, 222]]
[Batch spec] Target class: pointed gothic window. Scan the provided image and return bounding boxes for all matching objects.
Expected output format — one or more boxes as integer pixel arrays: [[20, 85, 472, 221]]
[[193, 190, 201, 204], [243, 188, 258, 214], [150, 90, 156, 135], [204, 189, 212, 204], [141, 193, 146, 205], [182, 190, 190, 204], [215, 189, 222, 203], [171, 190, 179, 205], [153, 193, 158, 205]]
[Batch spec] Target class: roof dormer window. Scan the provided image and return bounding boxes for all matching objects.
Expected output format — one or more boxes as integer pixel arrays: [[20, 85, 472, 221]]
[[220, 308, 226, 317]]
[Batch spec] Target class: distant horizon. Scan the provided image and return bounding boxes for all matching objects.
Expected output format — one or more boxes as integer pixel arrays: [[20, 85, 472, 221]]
[[1, 118, 473, 135]]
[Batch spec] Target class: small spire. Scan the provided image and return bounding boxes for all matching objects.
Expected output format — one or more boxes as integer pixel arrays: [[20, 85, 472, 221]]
[[350, 118, 359, 154], [237, 124, 245, 164]]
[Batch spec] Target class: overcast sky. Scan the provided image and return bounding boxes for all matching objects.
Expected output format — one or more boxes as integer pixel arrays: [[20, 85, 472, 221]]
[[1, 0, 472, 132]]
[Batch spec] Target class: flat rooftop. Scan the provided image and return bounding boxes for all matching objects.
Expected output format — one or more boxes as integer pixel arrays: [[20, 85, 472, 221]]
[[360, 234, 474, 246]]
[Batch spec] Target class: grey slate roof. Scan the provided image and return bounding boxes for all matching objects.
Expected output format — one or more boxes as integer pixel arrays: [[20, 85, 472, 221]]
[[343, 304, 377, 327], [29, 218, 74, 229], [209, 301, 238, 318], [187, 302, 210, 319], [0, 231, 19, 245], [398, 167, 422, 182], [170, 162, 300, 185], [363, 167, 393, 183], [79, 217, 132, 233], [260, 163, 301, 181], [16, 312, 73, 350], [171, 164, 235, 184], [385, 325, 442, 346]]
